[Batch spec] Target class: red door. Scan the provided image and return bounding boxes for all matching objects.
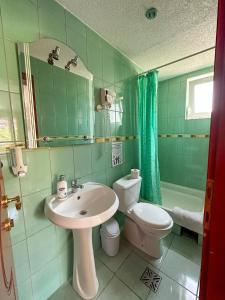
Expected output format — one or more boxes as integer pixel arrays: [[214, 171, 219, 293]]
[[200, 1, 225, 299], [0, 160, 17, 300]]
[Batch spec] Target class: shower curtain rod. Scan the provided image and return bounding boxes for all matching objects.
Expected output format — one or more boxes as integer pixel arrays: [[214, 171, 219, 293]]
[[138, 46, 215, 76]]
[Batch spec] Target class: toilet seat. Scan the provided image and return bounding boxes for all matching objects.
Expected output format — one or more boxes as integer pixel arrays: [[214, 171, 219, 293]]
[[131, 202, 172, 229]]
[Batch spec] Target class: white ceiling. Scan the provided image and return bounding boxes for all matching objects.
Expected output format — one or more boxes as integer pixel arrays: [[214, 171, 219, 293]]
[[56, 0, 218, 79]]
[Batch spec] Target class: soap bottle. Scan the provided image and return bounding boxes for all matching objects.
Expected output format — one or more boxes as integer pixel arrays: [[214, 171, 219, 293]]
[[57, 175, 68, 199]]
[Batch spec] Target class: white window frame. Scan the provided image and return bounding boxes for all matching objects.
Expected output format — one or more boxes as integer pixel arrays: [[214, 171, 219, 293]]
[[185, 72, 214, 120]]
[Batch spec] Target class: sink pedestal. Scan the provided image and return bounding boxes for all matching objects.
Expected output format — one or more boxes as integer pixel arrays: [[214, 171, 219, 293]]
[[45, 183, 119, 299], [72, 228, 99, 299]]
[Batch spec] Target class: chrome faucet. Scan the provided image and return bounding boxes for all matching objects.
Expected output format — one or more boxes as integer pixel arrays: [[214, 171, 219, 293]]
[[71, 179, 84, 193]]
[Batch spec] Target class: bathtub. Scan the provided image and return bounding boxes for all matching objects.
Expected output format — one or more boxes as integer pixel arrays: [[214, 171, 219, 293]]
[[159, 181, 205, 235]]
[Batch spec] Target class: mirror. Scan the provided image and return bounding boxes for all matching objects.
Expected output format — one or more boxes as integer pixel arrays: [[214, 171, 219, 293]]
[[17, 38, 94, 148]]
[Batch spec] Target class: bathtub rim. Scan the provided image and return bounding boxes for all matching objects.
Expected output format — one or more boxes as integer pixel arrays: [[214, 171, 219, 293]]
[[140, 181, 205, 235], [160, 181, 205, 200]]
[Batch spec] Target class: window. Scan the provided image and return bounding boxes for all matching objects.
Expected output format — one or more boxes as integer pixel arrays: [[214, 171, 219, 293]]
[[186, 72, 213, 119]]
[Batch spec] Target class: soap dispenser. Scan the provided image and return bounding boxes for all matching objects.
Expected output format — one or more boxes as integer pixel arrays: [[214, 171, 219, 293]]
[[57, 175, 68, 199]]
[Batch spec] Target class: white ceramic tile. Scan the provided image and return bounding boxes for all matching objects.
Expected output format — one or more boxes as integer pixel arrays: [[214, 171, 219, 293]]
[[97, 277, 140, 300], [94, 258, 114, 299], [160, 249, 200, 295], [147, 271, 196, 300], [49, 282, 81, 300], [171, 235, 202, 265], [47, 234, 201, 300], [95, 239, 132, 272], [116, 252, 150, 299]]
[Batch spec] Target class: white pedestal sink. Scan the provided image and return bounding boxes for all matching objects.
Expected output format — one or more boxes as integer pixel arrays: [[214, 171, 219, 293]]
[[45, 182, 119, 299]]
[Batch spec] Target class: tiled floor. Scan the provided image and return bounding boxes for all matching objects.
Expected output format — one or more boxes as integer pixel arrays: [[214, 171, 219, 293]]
[[49, 233, 201, 300]]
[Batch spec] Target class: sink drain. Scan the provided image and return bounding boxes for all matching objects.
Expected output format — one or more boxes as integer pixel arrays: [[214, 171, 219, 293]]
[[79, 210, 87, 215]]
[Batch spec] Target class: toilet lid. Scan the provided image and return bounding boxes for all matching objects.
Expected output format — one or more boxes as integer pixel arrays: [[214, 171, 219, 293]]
[[132, 203, 172, 229]]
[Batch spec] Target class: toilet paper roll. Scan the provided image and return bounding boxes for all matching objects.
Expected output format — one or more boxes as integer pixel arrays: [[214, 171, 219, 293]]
[[131, 169, 140, 179], [8, 206, 19, 220]]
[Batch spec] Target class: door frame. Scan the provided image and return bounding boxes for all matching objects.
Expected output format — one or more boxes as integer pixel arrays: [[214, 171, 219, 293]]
[[200, 0, 225, 299]]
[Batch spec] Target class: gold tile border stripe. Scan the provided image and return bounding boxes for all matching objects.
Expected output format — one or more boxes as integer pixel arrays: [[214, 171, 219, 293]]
[[1, 134, 209, 152], [0, 136, 138, 153], [1, 134, 209, 153], [95, 138, 106, 143], [158, 134, 209, 138], [95, 136, 137, 143]]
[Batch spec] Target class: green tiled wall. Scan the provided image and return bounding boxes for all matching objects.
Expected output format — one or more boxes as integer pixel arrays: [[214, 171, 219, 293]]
[[0, 1, 140, 299], [28, 56, 92, 138], [158, 67, 212, 190]]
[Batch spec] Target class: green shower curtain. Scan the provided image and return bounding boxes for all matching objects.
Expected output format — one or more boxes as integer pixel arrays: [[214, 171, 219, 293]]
[[138, 71, 161, 204]]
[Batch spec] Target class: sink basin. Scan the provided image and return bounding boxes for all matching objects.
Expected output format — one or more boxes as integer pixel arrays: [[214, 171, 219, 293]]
[[45, 182, 118, 229], [45, 182, 119, 300]]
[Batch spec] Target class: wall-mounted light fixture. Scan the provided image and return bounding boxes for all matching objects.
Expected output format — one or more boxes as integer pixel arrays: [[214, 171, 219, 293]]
[[65, 55, 79, 71], [48, 46, 60, 65]]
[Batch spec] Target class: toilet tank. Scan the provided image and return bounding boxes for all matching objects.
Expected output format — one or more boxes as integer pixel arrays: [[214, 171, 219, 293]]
[[113, 175, 142, 213]]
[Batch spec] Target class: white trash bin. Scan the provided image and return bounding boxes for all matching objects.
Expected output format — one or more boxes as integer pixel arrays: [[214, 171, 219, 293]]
[[100, 218, 120, 256]]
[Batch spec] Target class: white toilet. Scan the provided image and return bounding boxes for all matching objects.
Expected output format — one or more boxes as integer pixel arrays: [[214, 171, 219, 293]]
[[113, 175, 173, 258]]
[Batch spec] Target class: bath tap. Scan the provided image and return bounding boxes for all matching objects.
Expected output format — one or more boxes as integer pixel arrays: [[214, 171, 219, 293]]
[[71, 179, 84, 193]]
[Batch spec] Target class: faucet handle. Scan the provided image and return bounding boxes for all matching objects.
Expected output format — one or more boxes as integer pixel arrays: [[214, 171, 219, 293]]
[[71, 178, 84, 192], [72, 177, 82, 184], [71, 179, 77, 186]]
